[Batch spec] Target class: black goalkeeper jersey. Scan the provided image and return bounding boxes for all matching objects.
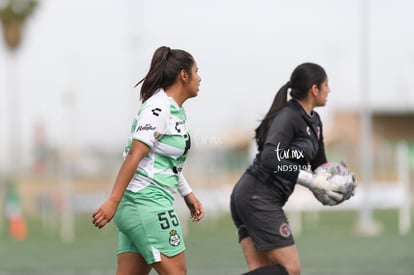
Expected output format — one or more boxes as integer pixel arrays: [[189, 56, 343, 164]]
[[246, 99, 327, 205]]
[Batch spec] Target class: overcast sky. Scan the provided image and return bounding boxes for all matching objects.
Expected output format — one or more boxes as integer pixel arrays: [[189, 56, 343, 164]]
[[1, 0, 414, 168]]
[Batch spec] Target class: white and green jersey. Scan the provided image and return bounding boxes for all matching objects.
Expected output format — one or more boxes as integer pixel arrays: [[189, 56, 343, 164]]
[[123, 89, 192, 199]]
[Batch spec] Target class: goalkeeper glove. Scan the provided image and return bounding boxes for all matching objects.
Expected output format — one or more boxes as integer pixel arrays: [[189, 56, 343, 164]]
[[328, 173, 357, 201], [297, 170, 346, 206]]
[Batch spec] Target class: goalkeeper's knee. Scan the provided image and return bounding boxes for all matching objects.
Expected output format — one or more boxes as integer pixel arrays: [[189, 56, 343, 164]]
[[242, 264, 288, 275]]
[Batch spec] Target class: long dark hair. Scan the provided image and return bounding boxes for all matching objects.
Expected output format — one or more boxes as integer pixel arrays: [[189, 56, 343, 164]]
[[135, 46, 195, 102], [255, 62, 327, 150]]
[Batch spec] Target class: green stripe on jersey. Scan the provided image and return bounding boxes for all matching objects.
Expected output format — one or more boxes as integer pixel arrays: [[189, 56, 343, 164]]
[[170, 105, 186, 121], [154, 154, 175, 170], [153, 173, 179, 189], [158, 135, 187, 152]]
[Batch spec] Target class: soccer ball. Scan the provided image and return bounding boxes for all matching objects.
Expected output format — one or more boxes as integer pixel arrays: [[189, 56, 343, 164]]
[[315, 161, 349, 176], [315, 161, 356, 201]]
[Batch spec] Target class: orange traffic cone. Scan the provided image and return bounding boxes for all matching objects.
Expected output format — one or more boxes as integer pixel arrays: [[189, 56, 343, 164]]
[[9, 215, 27, 240], [5, 182, 27, 241]]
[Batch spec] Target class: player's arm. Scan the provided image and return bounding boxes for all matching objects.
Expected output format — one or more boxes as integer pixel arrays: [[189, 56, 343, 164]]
[[92, 140, 150, 228], [289, 130, 345, 205], [291, 129, 342, 204], [296, 169, 344, 205], [306, 122, 356, 204], [178, 173, 204, 221], [108, 140, 150, 204], [93, 102, 168, 228], [297, 163, 357, 206]]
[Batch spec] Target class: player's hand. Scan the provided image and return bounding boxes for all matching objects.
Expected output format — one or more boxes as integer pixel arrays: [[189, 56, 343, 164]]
[[312, 173, 357, 205], [183, 192, 204, 222], [92, 199, 118, 229], [309, 172, 346, 206], [329, 173, 357, 201], [297, 170, 344, 205], [314, 161, 357, 204], [311, 190, 338, 206]]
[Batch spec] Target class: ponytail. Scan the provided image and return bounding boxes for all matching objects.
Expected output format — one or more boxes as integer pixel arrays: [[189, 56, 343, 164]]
[[138, 46, 170, 102], [135, 46, 195, 102], [255, 82, 290, 151]]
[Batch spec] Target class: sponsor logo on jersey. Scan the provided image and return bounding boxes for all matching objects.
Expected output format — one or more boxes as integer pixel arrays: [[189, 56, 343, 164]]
[[169, 230, 181, 247], [151, 108, 162, 116], [136, 123, 156, 132], [279, 223, 291, 238]]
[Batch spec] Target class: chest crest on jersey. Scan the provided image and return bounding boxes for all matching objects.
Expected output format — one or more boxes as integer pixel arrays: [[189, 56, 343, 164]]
[[175, 121, 186, 133], [153, 131, 162, 140]]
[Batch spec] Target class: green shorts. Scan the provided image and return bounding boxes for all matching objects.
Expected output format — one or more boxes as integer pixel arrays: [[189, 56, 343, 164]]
[[113, 189, 185, 264]]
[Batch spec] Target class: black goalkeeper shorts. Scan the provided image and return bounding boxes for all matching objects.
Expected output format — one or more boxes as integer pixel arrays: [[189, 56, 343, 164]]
[[230, 173, 295, 251]]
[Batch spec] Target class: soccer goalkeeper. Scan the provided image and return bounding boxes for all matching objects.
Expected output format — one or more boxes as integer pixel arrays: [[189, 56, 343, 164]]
[[230, 63, 356, 275]]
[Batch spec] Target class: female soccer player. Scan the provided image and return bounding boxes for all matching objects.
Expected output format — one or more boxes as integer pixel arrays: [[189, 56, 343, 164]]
[[230, 63, 355, 275], [92, 46, 204, 275]]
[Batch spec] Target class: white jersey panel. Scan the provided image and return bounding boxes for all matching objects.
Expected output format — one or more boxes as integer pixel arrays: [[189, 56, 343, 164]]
[[123, 89, 191, 198]]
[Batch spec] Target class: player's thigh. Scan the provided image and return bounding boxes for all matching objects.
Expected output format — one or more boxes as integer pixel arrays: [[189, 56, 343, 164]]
[[151, 252, 186, 275], [266, 244, 301, 275], [240, 237, 270, 269], [241, 237, 300, 273], [117, 252, 152, 275]]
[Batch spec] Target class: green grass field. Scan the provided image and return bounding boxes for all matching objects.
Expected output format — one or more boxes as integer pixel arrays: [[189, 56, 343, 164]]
[[0, 209, 413, 275]]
